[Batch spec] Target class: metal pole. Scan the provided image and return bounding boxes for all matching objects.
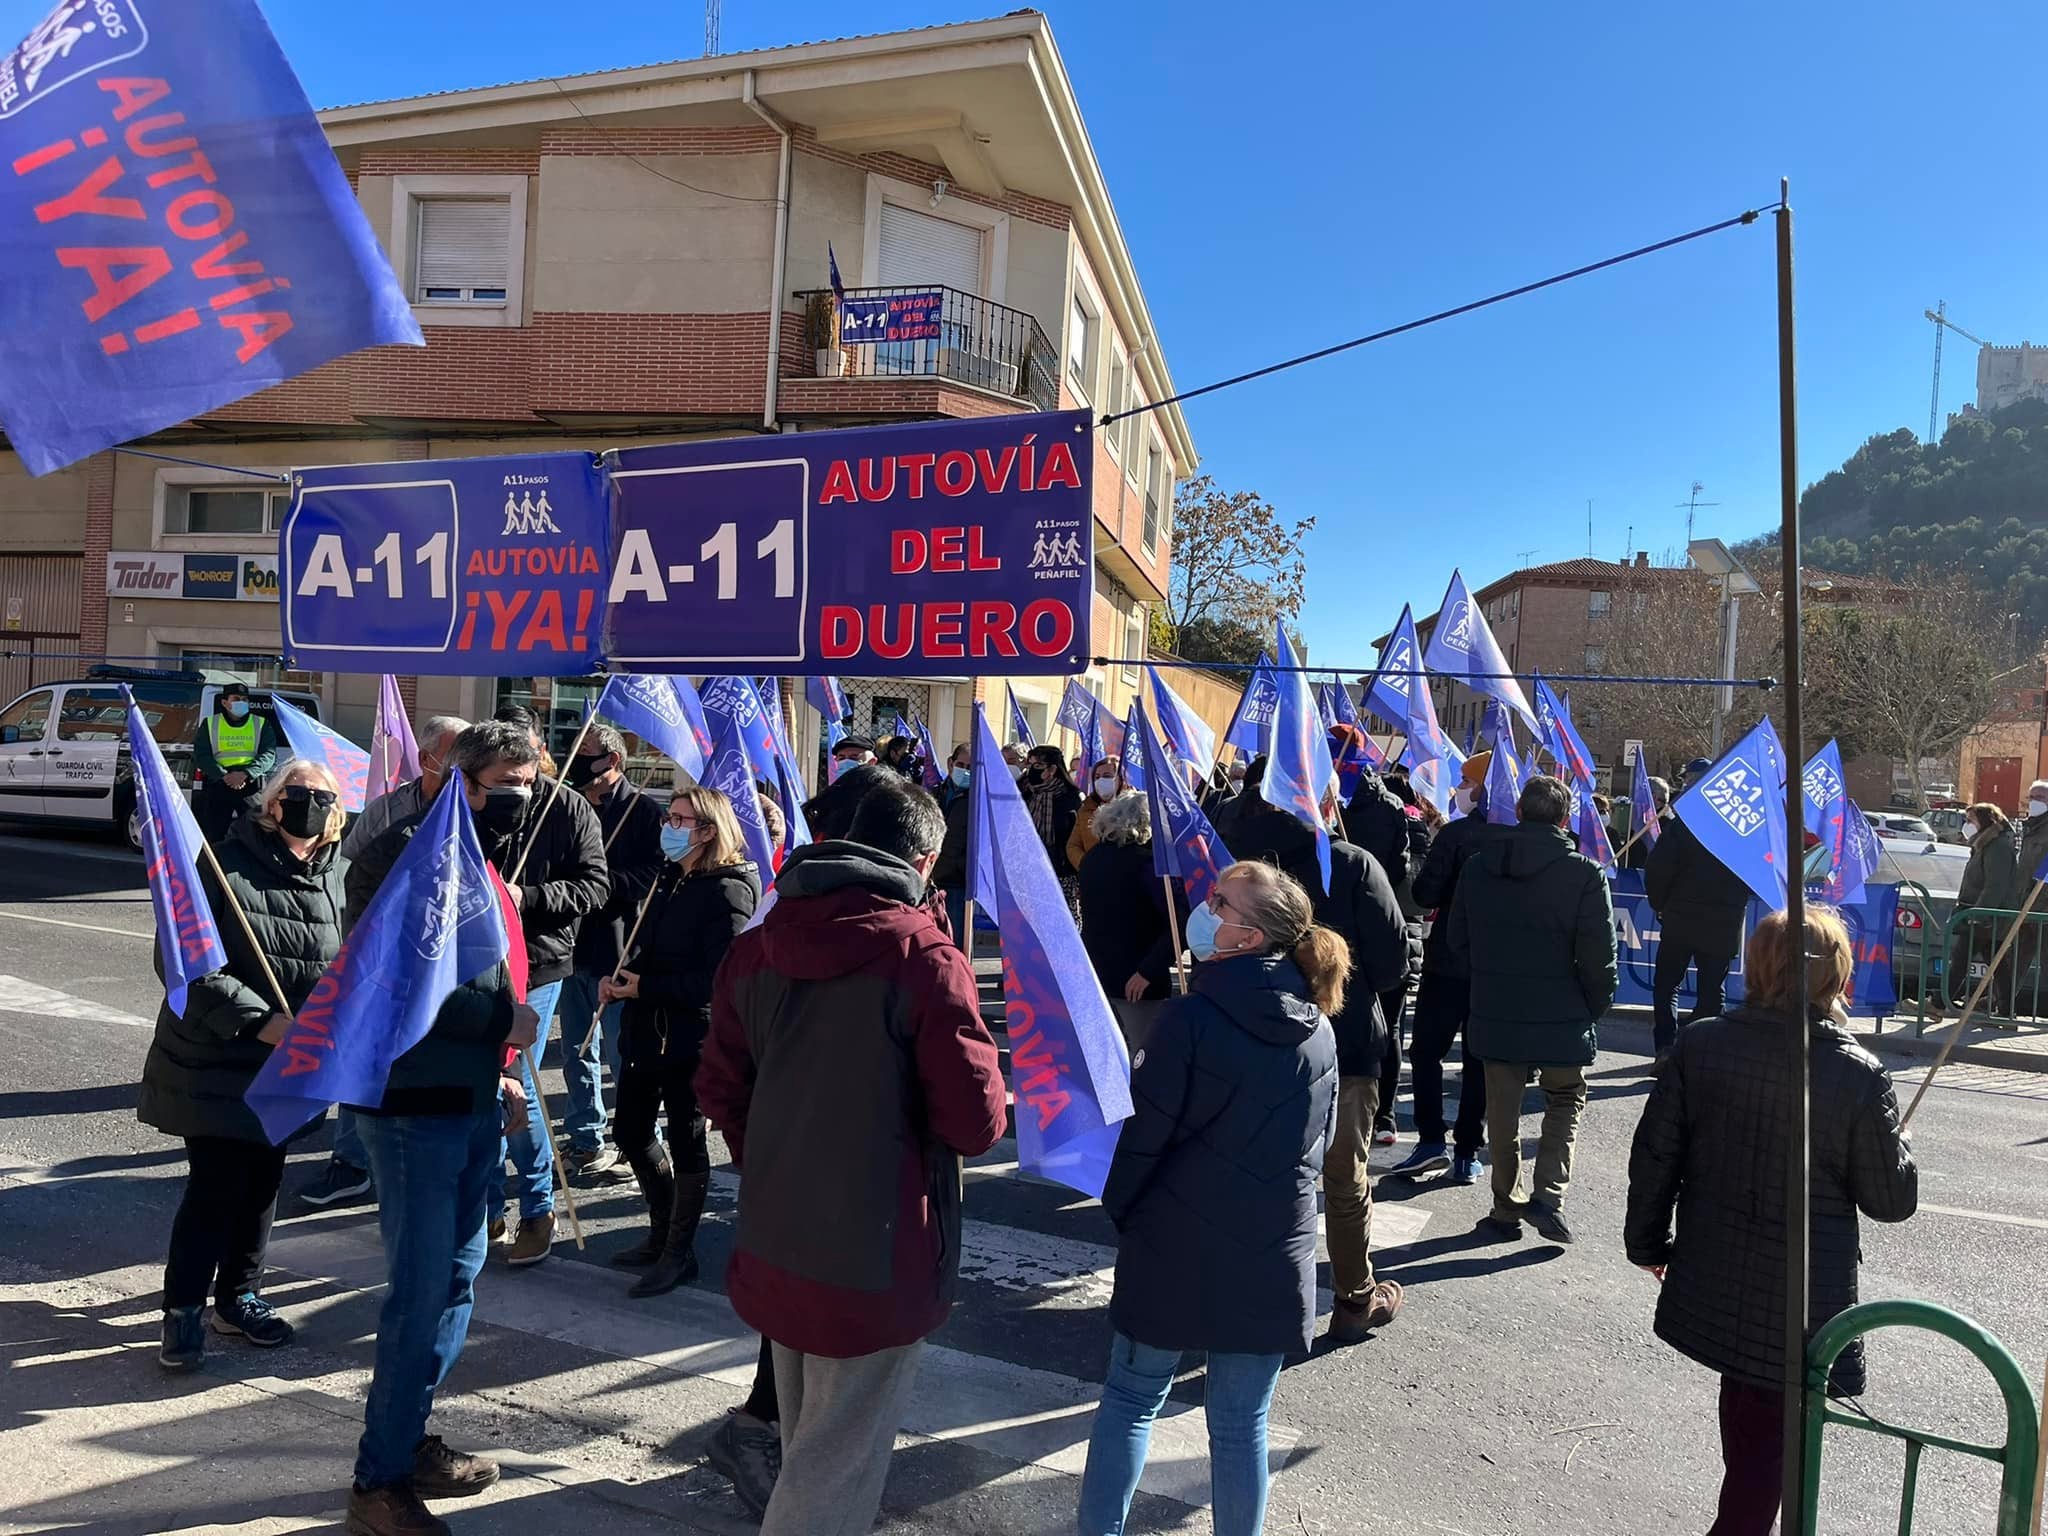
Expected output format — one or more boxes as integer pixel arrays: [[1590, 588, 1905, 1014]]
[[964, 694, 982, 967], [1775, 177, 1813, 1534]]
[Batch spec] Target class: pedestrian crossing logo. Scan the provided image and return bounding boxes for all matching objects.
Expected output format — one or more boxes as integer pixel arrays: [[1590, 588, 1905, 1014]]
[[0, 0, 148, 120], [1029, 530, 1085, 569], [1441, 599, 1474, 654], [500, 485, 563, 536], [1700, 756, 1768, 838]]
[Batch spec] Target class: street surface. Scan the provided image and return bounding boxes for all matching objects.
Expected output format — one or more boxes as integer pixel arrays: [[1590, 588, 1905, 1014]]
[[1, 827, 2044, 1534]]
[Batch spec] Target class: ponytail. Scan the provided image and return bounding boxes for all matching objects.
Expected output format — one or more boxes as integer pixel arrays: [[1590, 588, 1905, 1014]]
[[1293, 924, 1353, 1018]]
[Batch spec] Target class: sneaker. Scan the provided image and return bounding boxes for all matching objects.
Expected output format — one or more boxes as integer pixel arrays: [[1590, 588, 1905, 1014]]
[[297, 1157, 373, 1209], [1529, 1202, 1575, 1245], [346, 1483, 450, 1536], [412, 1434, 501, 1499], [566, 1144, 624, 1181], [504, 1212, 555, 1267], [1447, 1152, 1482, 1186], [706, 1409, 782, 1519], [1389, 1141, 1450, 1178], [160, 1304, 204, 1372], [211, 1292, 294, 1348], [1372, 1121, 1398, 1147]]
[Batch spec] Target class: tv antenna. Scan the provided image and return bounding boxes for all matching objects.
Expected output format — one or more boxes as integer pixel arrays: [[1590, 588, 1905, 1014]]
[[705, 0, 721, 55], [1677, 481, 1719, 545]]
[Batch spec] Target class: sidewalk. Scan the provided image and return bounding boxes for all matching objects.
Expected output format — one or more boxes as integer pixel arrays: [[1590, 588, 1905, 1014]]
[[1605, 1002, 2048, 1074]]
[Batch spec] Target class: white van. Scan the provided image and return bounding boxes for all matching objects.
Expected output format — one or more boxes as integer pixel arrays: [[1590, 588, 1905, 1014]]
[[0, 667, 324, 848]]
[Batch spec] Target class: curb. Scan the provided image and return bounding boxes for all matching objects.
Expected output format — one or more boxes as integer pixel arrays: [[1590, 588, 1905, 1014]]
[[1604, 1003, 2048, 1074]]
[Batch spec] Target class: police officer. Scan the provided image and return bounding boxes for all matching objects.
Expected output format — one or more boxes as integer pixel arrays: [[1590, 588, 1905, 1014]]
[[192, 682, 280, 845]]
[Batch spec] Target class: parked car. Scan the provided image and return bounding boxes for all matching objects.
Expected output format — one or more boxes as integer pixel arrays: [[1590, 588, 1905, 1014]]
[[1926, 807, 1970, 846], [1867, 811, 1937, 844], [1876, 840, 1969, 1006], [0, 666, 323, 849]]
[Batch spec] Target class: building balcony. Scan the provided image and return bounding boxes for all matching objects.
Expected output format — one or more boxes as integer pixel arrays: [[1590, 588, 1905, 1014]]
[[794, 286, 1061, 413]]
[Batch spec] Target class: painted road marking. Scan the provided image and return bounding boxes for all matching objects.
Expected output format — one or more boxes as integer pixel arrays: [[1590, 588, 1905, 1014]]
[[0, 974, 154, 1029], [1918, 1202, 2048, 1232], [0, 909, 154, 940]]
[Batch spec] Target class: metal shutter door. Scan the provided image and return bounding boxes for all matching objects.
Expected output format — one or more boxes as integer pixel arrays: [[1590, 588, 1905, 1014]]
[[876, 204, 982, 293], [416, 199, 509, 289]]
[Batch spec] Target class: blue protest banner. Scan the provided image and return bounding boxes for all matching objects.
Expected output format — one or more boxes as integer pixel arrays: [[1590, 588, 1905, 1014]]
[[1673, 716, 1789, 909], [1263, 621, 1334, 892], [1134, 700, 1233, 908], [1364, 608, 1423, 731], [1223, 655, 1280, 757], [283, 451, 608, 675], [968, 704, 1132, 1197], [1424, 569, 1539, 734], [0, 0, 422, 476], [838, 290, 943, 344], [269, 694, 369, 813], [597, 674, 707, 781], [1007, 685, 1035, 749], [123, 684, 224, 1017], [606, 410, 1093, 675], [244, 769, 509, 1143]]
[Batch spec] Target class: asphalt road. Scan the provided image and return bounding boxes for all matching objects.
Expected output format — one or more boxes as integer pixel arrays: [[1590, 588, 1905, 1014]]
[[1, 825, 2044, 1535]]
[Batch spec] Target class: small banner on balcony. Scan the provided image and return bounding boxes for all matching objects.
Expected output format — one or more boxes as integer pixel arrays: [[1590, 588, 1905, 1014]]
[[839, 290, 944, 344], [277, 410, 1096, 678]]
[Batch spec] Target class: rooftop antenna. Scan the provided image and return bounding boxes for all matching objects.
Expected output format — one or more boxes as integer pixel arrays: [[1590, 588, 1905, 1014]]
[[705, 0, 720, 55], [1677, 480, 1720, 545], [1586, 498, 1595, 557], [1515, 547, 1540, 568]]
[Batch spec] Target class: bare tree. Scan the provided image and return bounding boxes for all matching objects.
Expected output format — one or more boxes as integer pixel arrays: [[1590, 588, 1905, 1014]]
[[1159, 476, 1314, 664]]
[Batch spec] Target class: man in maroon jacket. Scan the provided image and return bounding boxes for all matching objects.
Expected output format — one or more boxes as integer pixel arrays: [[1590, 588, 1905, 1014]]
[[697, 780, 1007, 1536]]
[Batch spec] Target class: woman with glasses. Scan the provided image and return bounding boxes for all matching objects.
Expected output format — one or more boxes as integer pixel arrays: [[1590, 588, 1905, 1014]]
[[141, 759, 349, 1372], [1080, 861, 1347, 1536], [601, 785, 760, 1298]]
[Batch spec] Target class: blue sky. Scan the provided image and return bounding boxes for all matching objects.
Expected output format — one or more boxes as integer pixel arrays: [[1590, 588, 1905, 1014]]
[[11, 0, 2044, 668]]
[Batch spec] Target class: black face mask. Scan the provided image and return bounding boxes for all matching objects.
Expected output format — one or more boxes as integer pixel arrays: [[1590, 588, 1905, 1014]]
[[474, 784, 531, 838], [279, 797, 324, 839], [565, 753, 609, 789]]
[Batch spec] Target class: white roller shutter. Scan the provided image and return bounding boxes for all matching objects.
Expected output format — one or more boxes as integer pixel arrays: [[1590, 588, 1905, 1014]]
[[876, 203, 983, 293], [415, 198, 510, 292]]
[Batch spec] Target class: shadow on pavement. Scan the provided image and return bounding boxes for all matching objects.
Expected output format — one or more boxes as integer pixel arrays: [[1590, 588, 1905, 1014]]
[[0, 1080, 142, 1119], [1368, 1221, 1564, 1290]]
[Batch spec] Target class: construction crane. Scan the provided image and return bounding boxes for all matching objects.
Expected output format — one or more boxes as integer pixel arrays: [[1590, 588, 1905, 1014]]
[[1925, 302, 1992, 443]]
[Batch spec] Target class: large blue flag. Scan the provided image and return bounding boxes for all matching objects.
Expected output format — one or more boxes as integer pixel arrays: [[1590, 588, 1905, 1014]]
[[1423, 569, 1539, 734], [1830, 798, 1881, 905], [911, 714, 946, 791], [0, 0, 423, 476], [1056, 678, 1096, 735], [1364, 609, 1423, 731], [1263, 621, 1335, 892], [1146, 666, 1217, 790], [1673, 716, 1789, 909], [1121, 702, 1148, 792], [1801, 740, 1853, 898], [1328, 675, 1362, 729], [1570, 779, 1616, 871], [1222, 654, 1281, 758], [805, 675, 849, 724], [243, 770, 509, 1143], [1006, 685, 1036, 749], [1134, 699, 1234, 908], [967, 704, 1132, 1198], [704, 712, 780, 876], [1531, 676, 1597, 786], [700, 675, 780, 788], [598, 675, 708, 781], [1485, 730, 1523, 826], [1315, 683, 1340, 731], [124, 686, 226, 1017], [756, 684, 814, 846], [1402, 661, 1460, 816], [269, 694, 370, 813], [1631, 751, 1662, 854]]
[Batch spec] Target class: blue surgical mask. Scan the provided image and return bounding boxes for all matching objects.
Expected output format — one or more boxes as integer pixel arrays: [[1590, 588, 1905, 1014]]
[[950, 766, 971, 789], [660, 825, 694, 861], [224, 701, 250, 721], [1186, 900, 1253, 962]]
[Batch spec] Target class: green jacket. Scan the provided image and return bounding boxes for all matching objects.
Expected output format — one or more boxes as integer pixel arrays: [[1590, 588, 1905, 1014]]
[[1448, 821, 1618, 1068], [192, 708, 280, 784], [1959, 822, 2023, 913]]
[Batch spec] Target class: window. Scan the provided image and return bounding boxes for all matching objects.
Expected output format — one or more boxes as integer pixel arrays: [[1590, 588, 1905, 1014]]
[[1122, 386, 1145, 483], [1142, 440, 1164, 556], [1104, 349, 1128, 459], [414, 197, 511, 304], [1584, 646, 1606, 672], [1123, 599, 1145, 683], [176, 648, 320, 691], [165, 484, 290, 535], [1067, 287, 1099, 400], [0, 688, 51, 743], [1588, 589, 1611, 617]]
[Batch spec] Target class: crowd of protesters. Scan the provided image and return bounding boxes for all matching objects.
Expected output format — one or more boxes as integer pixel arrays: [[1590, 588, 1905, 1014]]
[[133, 694, 1918, 1536]]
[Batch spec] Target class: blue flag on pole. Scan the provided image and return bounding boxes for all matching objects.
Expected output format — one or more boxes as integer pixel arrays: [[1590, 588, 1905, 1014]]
[[1006, 685, 1036, 749], [1328, 676, 1362, 729], [1264, 621, 1335, 892], [704, 713, 780, 876], [1147, 666, 1218, 791], [1463, 716, 1477, 757], [1423, 569, 1539, 734], [1135, 701, 1235, 909], [269, 694, 370, 813], [1056, 678, 1095, 735], [0, 0, 424, 477], [1401, 660, 1459, 816], [1673, 716, 1789, 909], [1121, 703, 1148, 792], [1570, 779, 1616, 871], [828, 242, 847, 302], [598, 675, 708, 782], [1631, 751, 1662, 854], [1314, 683, 1340, 731], [243, 769, 509, 1144], [1485, 731, 1523, 826], [368, 675, 420, 804], [805, 675, 849, 724], [1835, 799, 1882, 903], [1531, 676, 1597, 785], [1364, 609, 1424, 733], [967, 704, 1132, 1197], [911, 715, 946, 791], [123, 686, 225, 1017], [1223, 655, 1281, 758], [701, 675, 781, 788], [1801, 739, 1855, 898]]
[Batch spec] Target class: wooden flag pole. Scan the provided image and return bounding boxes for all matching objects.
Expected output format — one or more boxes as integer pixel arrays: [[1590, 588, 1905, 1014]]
[[197, 840, 292, 1016], [1901, 879, 2044, 1132], [508, 709, 597, 886], [1163, 875, 1187, 996], [1613, 821, 1655, 863]]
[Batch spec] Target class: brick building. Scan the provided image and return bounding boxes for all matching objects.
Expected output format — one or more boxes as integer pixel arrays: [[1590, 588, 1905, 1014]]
[[0, 14, 1197, 768]]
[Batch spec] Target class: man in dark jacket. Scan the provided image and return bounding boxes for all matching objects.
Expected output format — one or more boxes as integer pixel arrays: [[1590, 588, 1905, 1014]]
[[191, 681, 281, 844], [342, 720, 540, 1536], [556, 724, 664, 1181], [1342, 764, 1414, 890], [1645, 758, 1755, 1059], [1393, 777, 1496, 1184], [1449, 774, 1617, 1245], [696, 782, 1007, 1536]]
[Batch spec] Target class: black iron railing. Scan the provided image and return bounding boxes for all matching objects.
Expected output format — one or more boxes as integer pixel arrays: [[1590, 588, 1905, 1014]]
[[795, 285, 1061, 412]]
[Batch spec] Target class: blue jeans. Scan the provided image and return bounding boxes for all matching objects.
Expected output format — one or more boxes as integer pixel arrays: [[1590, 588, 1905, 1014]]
[[333, 1105, 367, 1170], [1077, 1333, 1283, 1536], [555, 969, 622, 1153], [352, 1105, 500, 1489], [499, 979, 560, 1219]]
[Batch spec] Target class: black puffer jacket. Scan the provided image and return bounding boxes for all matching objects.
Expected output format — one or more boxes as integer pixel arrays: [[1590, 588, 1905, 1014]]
[[1449, 821, 1617, 1067], [1103, 951, 1339, 1357], [571, 777, 666, 978], [139, 817, 346, 1144], [1645, 810, 1755, 957], [498, 779, 608, 986], [1625, 1006, 1918, 1394], [1078, 836, 1178, 1001], [1413, 813, 1495, 978], [619, 859, 761, 1068], [1223, 805, 1408, 1076], [1342, 771, 1413, 886]]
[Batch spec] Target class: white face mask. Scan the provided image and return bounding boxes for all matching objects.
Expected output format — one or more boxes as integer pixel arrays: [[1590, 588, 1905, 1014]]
[[2032, 800, 2048, 820], [1094, 778, 1118, 801], [1453, 784, 1478, 816]]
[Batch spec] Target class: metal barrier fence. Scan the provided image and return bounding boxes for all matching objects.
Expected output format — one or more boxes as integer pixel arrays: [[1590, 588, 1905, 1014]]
[[1909, 902, 2048, 1037], [1802, 1299, 2040, 1533]]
